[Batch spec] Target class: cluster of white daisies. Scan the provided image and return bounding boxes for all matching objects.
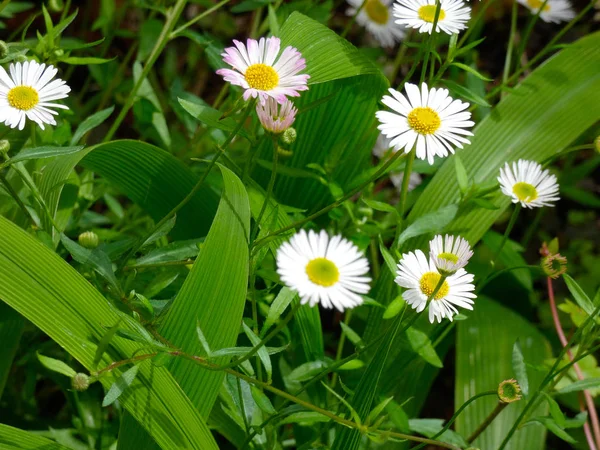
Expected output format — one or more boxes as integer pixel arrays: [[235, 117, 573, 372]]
[[211, 27, 561, 323], [347, 0, 576, 49]]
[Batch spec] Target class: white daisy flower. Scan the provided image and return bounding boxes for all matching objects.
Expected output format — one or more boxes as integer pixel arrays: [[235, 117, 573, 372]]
[[395, 250, 476, 323], [0, 60, 70, 131], [498, 160, 560, 209], [216, 37, 309, 105], [376, 82, 474, 165], [429, 234, 473, 275], [393, 0, 471, 35], [256, 97, 297, 134], [346, 0, 406, 48], [517, 0, 576, 23], [276, 229, 371, 312]]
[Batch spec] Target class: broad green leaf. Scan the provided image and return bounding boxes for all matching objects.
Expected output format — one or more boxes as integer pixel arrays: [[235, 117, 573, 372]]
[[456, 297, 550, 450], [70, 106, 114, 145], [0, 216, 218, 449], [37, 353, 77, 378], [0, 423, 69, 449], [0, 304, 24, 397], [563, 274, 595, 316], [396, 204, 459, 248], [407, 327, 444, 368], [512, 339, 529, 396], [102, 364, 140, 407], [254, 12, 388, 210], [556, 377, 600, 394], [405, 31, 600, 252]]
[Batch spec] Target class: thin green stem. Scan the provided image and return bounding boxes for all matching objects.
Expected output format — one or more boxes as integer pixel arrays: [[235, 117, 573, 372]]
[[501, 1, 518, 100], [413, 390, 497, 449], [457, 0, 497, 48], [104, 0, 188, 142], [341, 0, 366, 39], [0, 172, 33, 225], [117, 100, 254, 270], [476, 265, 543, 294], [252, 137, 279, 241], [419, 0, 441, 85], [394, 148, 416, 246], [171, 0, 231, 37], [388, 34, 411, 84], [330, 309, 354, 391], [515, 0, 550, 68]]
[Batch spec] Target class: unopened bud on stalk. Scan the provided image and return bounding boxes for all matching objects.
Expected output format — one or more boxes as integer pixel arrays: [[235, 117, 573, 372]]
[[78, 231, 99, 249], [0, 41, 8, 59], [0, 140, 10, 155], [281, 127, 297, 146], [497, 379, 522, 404], [71, 373, 90, 391]]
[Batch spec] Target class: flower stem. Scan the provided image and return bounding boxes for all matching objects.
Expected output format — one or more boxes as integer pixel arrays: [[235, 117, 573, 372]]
[[252, 136, 279, 242], [394, 148, 416, 246], [467, 401, 508, 444], [419, 0, 441, 85], [104, 0, 188, 142], [171, 0, 231, 37], [501, 0, 518, 100], [547, 276, 600, 450], [341, 0, 366, 39]]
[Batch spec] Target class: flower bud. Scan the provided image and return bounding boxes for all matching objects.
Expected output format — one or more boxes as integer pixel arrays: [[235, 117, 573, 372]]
[[0, 140, 10, 155], [53, 49, 65, 58], [541, 253, 568, 279], [497, 379, 522, 403], [78, 231, 99, 249], [281, 127, 297, 146], [71, 373, 90, 391], [0, 41, 8, 59]]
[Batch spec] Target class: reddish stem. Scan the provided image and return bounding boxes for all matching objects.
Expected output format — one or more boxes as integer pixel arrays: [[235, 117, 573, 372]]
[[548, 276, 600, 450]]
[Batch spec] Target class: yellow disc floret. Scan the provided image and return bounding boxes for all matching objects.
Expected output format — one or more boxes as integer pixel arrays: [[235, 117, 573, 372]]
[[438, 252, 459, 264], [7, 86, 39, 111], [244, 64, 279, 91], [419, 272, 450, 300], [306, 257, 340, 287], [513, 182, 538, 203], [526, 0, 551, 11], [407, 107, 441, 135], [365, 0, 389, 25], [418, 5, 446, 23]]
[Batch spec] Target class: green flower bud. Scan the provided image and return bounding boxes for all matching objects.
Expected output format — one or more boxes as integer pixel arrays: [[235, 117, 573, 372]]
[[71, 373, 90, 391], [0, 41, 8, 59], [498, 379, 522, 404], [53, 49, 65, 58], [0, 140, 10, 155], [78, 231, 99, 249], [281, 127, 297, 145]]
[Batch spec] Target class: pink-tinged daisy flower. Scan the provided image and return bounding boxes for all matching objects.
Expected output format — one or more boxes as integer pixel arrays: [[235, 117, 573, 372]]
[[0, 60, 70, 130], [256, 97, 297, 134], [216, 37, 309, 105]]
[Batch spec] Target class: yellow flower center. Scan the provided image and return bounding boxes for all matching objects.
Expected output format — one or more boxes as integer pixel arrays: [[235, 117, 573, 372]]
[[512, 182, 538, 203], [419, 272, 450, 300], [526, 0, 551, 11], [407, 107, 441, 135], [365, 0, 389, 25], [418, 5, 446, 23], [244, 64, 279, 91], [7, 86, 39, 111], [306, 257, 340, 287], [438, 252, 459, 264]]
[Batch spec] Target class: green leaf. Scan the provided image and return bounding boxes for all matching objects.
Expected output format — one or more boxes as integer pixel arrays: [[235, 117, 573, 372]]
[[337, 359, 365, 370], [61, 56, 114, 64], [563, 274, 595, 316], [513, 339, 530, 396], [407, 327, 443, 368], [542, 392, 566, 427], [405, 31, 600, 252], [196, 320, 212, 356], [362, 198, 398, 215], [556, 377, 600, 394], [287, 360, 329, 382], [454, 154, 469, 194], [0, 216, 219, 449], [70, 106, 114, 145], [450, 62, 493, 81], [141, 214, 177, 248], [396, 204, 458, 248], [37, 353, 76, 378], [2, 145, 84, 167], [340, 321, 363, 348], [382, 296, 404, 319], [261, 287, 296, 336], [409, 418, 469, 448], [365, 397, 394, 426], [251, 385, 276, 415], [0, 423, 69, 449], [94, 322, 121, 367], [456, 298, 550, 449], [102, 364, 140, 407], [526, 417, 577, 444], [242, 322, 272, 383], [178, 98, 238, 132]]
